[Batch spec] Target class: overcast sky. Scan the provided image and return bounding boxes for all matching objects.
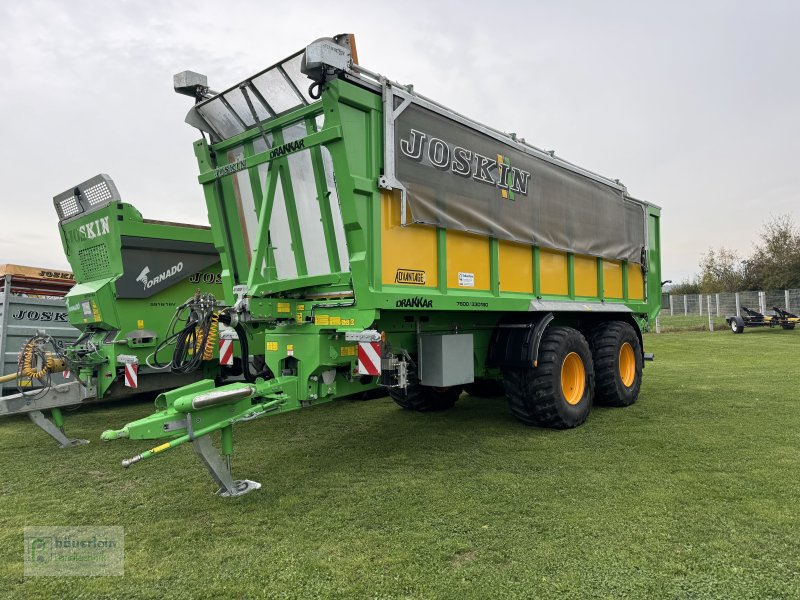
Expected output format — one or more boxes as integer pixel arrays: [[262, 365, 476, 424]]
[[1, 0, 798, 281]]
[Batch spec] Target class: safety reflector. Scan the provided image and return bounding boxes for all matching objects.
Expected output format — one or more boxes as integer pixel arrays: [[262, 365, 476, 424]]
[[357, 341, 381, 376], [63, 370, 70, 379], [124, 363, 138, 388], [219, 338, 234, 366]]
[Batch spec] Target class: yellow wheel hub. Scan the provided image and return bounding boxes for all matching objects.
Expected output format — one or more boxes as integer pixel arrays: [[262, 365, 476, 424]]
[[619, 342, 636, 387], [560, 352, 586, 405]]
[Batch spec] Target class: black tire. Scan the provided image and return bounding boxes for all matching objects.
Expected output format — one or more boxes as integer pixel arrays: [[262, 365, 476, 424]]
[[388, 361, 461, 412], [589, 321, 642, 407], [502, 326, 593, 428], [730, 319, 744, 334], [464, 379, 505, 397], [389, 385, 460, 411], [781, 324, 795, 330]]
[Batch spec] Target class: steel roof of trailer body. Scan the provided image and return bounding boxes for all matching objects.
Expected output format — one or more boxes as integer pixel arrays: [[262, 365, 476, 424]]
[[0, 264, 74, 282], [185, 41, 659, 212], [344, 65, 660, 211], [0, 264, 75, 296]]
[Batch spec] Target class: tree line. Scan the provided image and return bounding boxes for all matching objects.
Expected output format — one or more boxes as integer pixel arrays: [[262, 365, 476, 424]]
[[670, 215, 800, 294]]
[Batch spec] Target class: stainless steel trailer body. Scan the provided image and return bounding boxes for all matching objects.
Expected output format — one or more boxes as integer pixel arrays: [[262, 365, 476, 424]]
[[0, 266, 77, 393]]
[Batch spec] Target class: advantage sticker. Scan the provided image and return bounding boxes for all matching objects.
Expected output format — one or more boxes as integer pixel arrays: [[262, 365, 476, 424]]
[[395, 269, 426, 285]]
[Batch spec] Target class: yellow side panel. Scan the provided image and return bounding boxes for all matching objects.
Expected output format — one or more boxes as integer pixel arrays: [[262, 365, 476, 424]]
[[499, 241, 533, 294], [628, 263, 645, 300], [446, 231, 490, 290], [381, 192, 438, 287], [574, 255, 598, 297], [540, 249, 568, 296], [603, 260, 624, 299]]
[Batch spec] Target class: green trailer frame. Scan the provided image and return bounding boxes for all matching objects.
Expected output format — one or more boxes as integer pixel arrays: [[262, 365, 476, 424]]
[[0, 175, 253, 446], [103, 36, 662, 497]]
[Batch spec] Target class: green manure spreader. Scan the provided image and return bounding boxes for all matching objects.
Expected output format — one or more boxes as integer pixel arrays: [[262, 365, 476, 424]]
[[102, 34, 662, 496], [0, 175, 261, 446]]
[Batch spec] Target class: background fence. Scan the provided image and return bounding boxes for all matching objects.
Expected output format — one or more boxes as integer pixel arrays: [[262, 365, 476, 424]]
[[655, 289, 800, 332], [661, 289, 800, 317]]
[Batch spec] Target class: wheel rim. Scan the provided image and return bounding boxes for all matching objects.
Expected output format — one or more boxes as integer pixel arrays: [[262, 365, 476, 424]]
[[560, 352, 586, 405], [731, 321, 737, 332], [618, 342, 636, 387]]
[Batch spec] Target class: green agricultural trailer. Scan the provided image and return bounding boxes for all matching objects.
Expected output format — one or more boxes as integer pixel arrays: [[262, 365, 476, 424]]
[[102, 35, 662, 496], [0, 175, 261, 446]]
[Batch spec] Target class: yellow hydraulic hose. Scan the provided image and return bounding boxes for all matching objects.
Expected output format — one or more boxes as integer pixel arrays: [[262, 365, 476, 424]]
[[10, 338, 66, 381], [192, 312, 219, 361], [19, 338, 52, 379], [0, 338, 57, 382], [203, 313, 219, 361]]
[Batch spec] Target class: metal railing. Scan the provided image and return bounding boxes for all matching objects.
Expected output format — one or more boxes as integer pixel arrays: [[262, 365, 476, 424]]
[[654, 289, 800, 332], [663, 289, 799, 317]]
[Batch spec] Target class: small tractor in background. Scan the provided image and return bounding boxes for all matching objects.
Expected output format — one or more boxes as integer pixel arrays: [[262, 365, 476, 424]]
[[0, 175, 264, 446], [727, 306, 799, 334]]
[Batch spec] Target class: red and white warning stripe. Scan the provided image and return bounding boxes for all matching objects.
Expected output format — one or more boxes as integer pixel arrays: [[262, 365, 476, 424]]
[[117, 355, 139, 389], [357, 341, 382, 376], [219, 338, 234, 366], [124, 363, 138, 388], [63, 369, 70, 379]]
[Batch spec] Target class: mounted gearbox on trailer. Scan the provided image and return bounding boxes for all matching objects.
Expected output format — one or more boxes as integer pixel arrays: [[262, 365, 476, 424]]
[[101, 34, 662, 497]]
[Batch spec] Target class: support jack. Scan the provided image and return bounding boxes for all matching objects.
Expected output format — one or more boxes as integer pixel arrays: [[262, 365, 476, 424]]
[[28, 410, 89, 448], [191, 435, 260, 497]]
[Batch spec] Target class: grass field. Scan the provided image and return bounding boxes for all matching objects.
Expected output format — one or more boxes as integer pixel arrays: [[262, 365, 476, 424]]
[[655, 314, 731, 333], [1, 329, 799, 598]]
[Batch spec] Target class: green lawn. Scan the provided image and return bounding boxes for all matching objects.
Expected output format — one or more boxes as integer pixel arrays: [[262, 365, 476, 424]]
[[1, 330, 799, 598], [656, 314, 731, 332]]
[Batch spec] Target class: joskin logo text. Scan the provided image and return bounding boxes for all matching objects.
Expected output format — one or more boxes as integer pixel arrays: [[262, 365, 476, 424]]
[[66, 216, 110, 243], [400, 129, 531, 200], [11, 310, 68, 322], [215, 159, 246, 178], [214, 140, 306, 178]]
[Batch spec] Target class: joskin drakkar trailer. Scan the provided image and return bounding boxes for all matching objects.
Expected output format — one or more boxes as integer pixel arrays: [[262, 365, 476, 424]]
[[102, 35, 662, 497], [0, 175, 262, 446]]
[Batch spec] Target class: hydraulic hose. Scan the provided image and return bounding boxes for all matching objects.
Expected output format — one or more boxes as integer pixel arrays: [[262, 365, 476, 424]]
[[13, 334, 69, 399], [0, 372, 18, 384], [20, 337, 52, 379], [202, 313, 219, 361], [152, 294, 221, 374], [234, 323, 256, 383]]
